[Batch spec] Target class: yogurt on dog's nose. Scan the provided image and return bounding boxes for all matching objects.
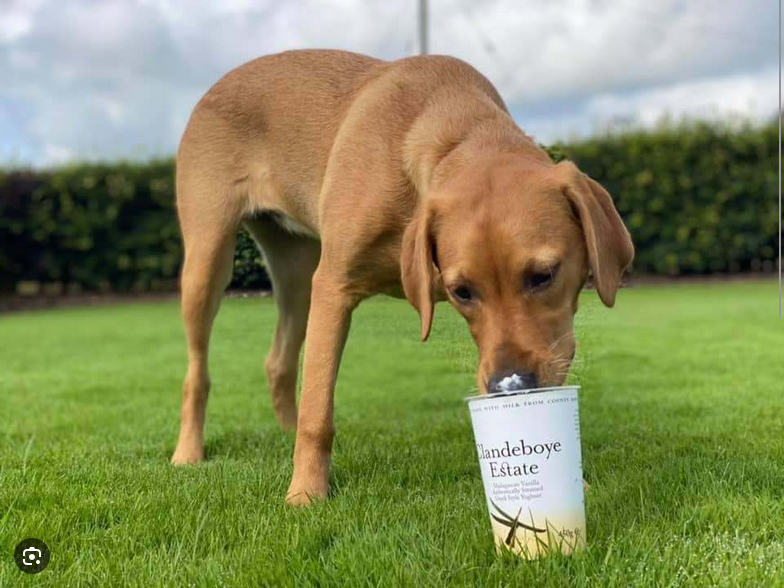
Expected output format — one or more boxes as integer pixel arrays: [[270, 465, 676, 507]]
[[465, 386, 586, 559], [495, 373, 525, 392]]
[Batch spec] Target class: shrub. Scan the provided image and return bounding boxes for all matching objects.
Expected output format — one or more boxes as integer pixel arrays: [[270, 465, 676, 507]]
[[0, 160, 268, 293], [551, 120, 778, 275], [0, 120, 777, 293]]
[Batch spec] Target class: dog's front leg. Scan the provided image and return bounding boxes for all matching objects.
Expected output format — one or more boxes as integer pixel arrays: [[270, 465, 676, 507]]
[[286, 271, 356, 506]]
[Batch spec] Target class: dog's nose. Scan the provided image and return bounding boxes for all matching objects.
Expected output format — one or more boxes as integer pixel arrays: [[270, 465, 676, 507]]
[[487, 370, 538, 394]]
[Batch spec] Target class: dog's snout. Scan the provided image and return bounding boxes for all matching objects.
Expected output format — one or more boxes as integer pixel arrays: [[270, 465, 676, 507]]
[[487, 370, 538, 394]]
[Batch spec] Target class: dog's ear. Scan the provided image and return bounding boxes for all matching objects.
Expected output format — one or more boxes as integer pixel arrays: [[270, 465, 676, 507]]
[[401, 203, 439, 341], [558, 161, 634, 307]]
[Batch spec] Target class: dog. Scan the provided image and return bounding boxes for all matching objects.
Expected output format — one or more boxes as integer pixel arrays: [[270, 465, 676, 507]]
[[170, 49, 634, 505]]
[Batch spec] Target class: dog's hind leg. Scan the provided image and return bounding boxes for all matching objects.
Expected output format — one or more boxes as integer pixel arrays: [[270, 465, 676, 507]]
[[244, 216, 321, 431], [171, 167, 242, 465]]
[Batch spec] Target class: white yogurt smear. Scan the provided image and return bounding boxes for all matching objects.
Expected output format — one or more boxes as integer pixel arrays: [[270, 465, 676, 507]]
[[496, 373, 529, 392]]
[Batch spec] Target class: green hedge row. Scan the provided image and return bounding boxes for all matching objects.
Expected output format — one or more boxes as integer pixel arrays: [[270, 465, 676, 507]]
[[0, 120, 777, 294], [0, 161, 267, 293], [552, 120, 778, 275]]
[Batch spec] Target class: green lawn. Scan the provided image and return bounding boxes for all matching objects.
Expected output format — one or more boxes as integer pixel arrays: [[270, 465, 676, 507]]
[[1, 281, 783, 587]]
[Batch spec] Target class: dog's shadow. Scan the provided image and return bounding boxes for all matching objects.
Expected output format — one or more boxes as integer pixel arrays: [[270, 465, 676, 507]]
[[202, 427, 295, 463]]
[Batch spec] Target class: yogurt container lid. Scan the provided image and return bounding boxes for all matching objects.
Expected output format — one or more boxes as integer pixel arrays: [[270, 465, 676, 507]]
[[464, 385, 580, 404]]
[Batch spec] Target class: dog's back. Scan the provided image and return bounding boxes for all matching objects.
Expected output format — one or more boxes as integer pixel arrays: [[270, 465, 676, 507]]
[[177, 50, 512, 231], [177, 51, 381, 225]]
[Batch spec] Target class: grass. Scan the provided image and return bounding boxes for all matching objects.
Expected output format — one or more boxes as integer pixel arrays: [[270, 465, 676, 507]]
[[1, 280, 783, 587]]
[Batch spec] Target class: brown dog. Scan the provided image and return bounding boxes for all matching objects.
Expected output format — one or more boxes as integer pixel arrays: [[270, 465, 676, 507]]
[[171, 49, 634, 505]]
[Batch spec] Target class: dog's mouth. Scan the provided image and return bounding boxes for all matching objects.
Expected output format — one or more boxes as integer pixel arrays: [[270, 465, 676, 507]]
[[482, 360, 574, 394], [484, 370, 540, 394]]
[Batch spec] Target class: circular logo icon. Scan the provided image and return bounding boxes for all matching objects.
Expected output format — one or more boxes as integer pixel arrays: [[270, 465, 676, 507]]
[[14, 538, 50, 574]]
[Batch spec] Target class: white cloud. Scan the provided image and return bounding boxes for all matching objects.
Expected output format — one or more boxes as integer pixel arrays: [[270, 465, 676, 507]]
[[0, 0, 776, 165], [433, 0, 774, 106], [592, 69, 778, 126], [0, 0, 38, 44], [519, 67, 778, 144], [43, 142, 74, 163]]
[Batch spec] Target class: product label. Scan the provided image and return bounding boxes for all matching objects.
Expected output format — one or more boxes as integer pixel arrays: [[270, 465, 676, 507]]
[[467, 388, 586, 559]]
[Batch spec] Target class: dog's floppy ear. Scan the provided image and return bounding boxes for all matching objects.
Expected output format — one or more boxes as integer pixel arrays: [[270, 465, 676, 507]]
[[401, 202, 439, 341], [558, 161, 634, 307]]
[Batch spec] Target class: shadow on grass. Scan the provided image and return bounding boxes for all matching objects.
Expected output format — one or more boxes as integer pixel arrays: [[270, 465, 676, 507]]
[[203, 426, 294, 462]]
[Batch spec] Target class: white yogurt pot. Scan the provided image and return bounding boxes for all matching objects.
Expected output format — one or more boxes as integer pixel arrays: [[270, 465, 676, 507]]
[[465, 386, 586, 559]]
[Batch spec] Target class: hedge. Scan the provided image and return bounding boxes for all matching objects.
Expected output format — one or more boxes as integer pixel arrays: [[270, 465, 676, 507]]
[[0, 120, 777, 294], [0, 161, 267, 293], [552, 120, 778, 275]]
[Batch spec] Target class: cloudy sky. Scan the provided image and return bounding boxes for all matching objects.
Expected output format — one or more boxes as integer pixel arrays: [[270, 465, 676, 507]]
[[0, 0, 777, 166]]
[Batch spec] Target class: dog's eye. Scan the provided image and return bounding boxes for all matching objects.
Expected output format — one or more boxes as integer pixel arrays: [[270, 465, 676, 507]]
[[529, 273, 552, 289], [527, 265, 559, 292], [452, 285, 473, 303]]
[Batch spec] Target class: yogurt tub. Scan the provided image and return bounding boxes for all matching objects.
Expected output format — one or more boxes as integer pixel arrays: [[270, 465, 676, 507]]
[[465, 385, 586, 559]]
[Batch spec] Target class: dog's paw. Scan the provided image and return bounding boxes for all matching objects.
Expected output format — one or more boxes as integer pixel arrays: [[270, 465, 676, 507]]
[[170, 446, 204, 465], [285, 481, 329, 507], [285, 491, 315, 507]]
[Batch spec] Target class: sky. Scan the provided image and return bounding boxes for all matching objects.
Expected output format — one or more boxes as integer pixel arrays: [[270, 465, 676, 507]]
[[0, 0, 778, 166]]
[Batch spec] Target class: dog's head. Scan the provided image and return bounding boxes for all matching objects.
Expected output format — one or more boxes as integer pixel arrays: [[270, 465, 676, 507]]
[[401, 157, 634, 393]]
